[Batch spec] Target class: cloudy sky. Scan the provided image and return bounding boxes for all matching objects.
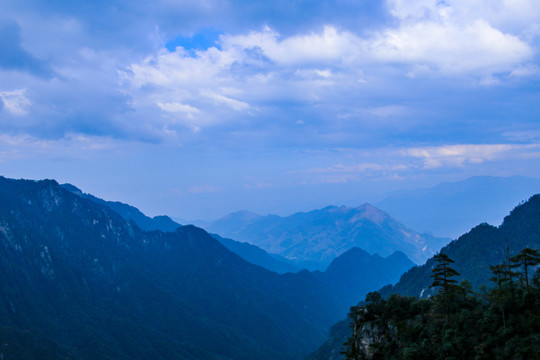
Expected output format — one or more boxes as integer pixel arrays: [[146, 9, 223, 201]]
[[1, 0, 540, 220]]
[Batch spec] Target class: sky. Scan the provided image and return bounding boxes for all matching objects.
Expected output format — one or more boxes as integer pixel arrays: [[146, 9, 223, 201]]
[[1, 0, 540, 221]]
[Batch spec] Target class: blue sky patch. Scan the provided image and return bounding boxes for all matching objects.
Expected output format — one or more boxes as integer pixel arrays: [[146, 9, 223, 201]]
[[165, 28, 222, 52]]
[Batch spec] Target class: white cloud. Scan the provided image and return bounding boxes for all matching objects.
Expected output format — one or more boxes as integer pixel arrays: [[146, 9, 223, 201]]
[[120, 26, 364, 132], [0, 89, 31, 116], [220, 26, 359, 65], [387, 0, 540, 30], [284, 143, 540, 186], [120, 4, 537, 133], [502, 129, 540, 142], [382, 1, 537, 76], [4, 0, 530, 143], [157, 102, 200, 115], [371, 19, 532, 75], [0, 133, 122, 162], [200, 90, 249, 111], [291, 162, 410, 184], [404, 144, 538, 168], [0, 0, 537, 147], [509, 64, 539, 78], [375, 1, 536, 78]]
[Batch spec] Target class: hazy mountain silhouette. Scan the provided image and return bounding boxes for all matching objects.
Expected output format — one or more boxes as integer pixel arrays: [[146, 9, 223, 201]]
[[320, 248, 414, 311], [204, 204, 449, 269], [0, 176, 413, 359], [62, 184, 300, 274], [210, 234, 301, 274]]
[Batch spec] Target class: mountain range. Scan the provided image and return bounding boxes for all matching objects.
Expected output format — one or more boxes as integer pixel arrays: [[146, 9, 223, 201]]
[[202, 204, 449, 269], [381, 192, 540, 299], [60, 183, 181, 232], [0, 176, 413, 359], [61, 184, 301, 274], [1, 177, 336, 359], [210, 233, 301, 274], [62, 183, 422, 276], [6, 175, 537, 359], [61, 182, 414, 310], [308, 192, 540, 360]]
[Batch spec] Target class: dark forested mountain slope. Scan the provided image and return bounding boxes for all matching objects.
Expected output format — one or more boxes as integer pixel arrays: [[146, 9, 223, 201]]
[[204, 204, 449, 269], [60, 183, 181, 232], [62, 183, 300, 274], [308, 194, 540, 360], [321, 248, 414, 310], [382, 193, 540, 299], [0, 177, 342, 360]]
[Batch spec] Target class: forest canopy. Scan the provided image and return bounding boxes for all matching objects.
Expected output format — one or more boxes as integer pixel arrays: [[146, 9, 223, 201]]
[[343, 248, 540, 360]]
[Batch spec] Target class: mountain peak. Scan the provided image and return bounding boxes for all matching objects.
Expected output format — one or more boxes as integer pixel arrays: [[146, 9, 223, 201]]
[[387, 250, 410, 262], [205, 202, 449, 267], [321, 205, 339, 211], [352, 203, 388, 224], [60, 183, 84, 196]]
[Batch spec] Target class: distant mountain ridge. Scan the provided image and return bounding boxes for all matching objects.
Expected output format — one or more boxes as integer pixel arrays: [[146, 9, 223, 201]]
[[61, 182, 414, 289], [0, 176, 414, 359], [60, 183, 181, 232], [210, 234, 301, 274], [62, 183, 298, 274], [61, 186, 419, 274], [203, 204, 449, 268], [375, 175, 540, 238]]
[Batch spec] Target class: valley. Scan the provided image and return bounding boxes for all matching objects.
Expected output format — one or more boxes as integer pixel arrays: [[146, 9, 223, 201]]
[[0, 175, 539, 359]]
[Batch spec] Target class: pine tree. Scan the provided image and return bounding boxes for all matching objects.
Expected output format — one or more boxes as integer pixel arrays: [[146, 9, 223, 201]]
[[504, 237, 520, 283], [511, 247, 540, 291], [430, 253, 460, 324], [489, 263, 512, 329]]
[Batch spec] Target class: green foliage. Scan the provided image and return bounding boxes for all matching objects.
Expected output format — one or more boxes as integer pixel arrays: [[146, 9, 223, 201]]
[[510, 247, 540, 290], [430, 253, 460, 289], [430, 253, 461, 324], [343, 250, 540, 360], [382, 195, 540, 300]]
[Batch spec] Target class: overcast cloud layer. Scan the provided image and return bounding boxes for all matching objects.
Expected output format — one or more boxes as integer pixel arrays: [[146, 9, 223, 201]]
[[1, 0, 540, 220]]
